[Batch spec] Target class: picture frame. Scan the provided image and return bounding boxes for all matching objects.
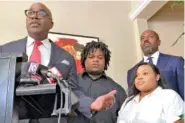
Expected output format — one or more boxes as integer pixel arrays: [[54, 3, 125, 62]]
[[48, 32, 99, 73]]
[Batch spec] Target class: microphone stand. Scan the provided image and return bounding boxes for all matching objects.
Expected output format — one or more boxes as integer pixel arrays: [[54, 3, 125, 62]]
[[51, 77, 72, 123]]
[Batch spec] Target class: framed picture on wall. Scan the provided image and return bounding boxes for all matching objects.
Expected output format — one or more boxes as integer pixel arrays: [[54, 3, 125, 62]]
[[48, 32, 99, 73]]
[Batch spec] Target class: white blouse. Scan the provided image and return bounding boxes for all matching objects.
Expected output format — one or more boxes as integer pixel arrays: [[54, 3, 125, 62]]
[[117, 86, 184, 123]]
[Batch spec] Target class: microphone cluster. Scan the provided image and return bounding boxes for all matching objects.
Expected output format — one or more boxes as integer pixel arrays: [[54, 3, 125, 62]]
[[16, 62, 79, 122]]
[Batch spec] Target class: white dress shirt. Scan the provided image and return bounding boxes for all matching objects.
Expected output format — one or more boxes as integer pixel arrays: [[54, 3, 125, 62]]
[[26, 36, 51, 66], [117, 86, 184, 123], [143, 51, 160, 65]]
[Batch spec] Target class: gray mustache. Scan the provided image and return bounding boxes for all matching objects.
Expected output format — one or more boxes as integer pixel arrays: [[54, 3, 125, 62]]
[[143, 42, 151, 46]]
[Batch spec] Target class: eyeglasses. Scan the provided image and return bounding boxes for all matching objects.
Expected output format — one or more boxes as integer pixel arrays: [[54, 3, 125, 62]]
[[25, 10, 51, 18]]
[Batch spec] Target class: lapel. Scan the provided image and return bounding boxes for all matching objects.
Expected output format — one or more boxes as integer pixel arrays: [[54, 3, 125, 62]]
[[48, 40, 57, 67], [16, 37, 27, 53], [21, 38, 58, 66], [156, 53, 169, 69]]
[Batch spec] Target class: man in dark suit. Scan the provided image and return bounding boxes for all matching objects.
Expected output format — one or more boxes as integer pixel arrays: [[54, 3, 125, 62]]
[[0, 2, 116, 123], [127, 29, 184, 100]]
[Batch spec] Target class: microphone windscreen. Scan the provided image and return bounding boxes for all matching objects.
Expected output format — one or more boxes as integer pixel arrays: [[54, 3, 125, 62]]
[[54, 62, 70, 79], [28, 62, 48, 76], [21, 62, 31, 75]]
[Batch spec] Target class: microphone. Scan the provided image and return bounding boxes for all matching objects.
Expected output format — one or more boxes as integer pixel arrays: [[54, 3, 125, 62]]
[[40, 65, 78, 104], [20, 62, 31, 76], [50, 63, 79, 106], [19, 62, 79, 117], [28, 62, 49, 84], [40, 64, 79, 117], [41, 67, 68, 86], [28, 62, 48, 76], [17, 62, 39, 85], [54, 62, 78, 90], [16, 62, 49, 118], [40, 67, 61, 81], [54, 62, 70, 79]]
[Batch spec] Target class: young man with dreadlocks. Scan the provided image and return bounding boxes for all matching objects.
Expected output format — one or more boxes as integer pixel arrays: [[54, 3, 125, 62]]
[[68, 41, 127, 123]]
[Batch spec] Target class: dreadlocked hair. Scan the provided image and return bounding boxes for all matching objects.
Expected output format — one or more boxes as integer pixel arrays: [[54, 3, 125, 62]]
[[81, 41, 111, 70]]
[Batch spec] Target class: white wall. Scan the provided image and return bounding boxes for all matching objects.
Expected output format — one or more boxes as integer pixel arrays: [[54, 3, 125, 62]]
[[130, 0, 146, 15], [0, 1, 137, 90], [148, 1, 184, 57]]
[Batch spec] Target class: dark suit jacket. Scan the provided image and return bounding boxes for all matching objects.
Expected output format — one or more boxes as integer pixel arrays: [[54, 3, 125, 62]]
[[127, 53, 184, 100], [0, 37, 94, 122]]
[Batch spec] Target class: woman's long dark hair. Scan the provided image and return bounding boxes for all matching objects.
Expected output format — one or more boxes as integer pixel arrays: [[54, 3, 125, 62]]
[[126, 62, 168, 104]]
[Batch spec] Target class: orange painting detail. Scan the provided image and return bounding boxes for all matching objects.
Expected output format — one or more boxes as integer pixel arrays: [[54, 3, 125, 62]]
[[55, 38, 84, 74]]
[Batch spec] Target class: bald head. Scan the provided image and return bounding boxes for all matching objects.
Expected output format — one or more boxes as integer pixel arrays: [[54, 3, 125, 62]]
[[140, 29, 161, 56], [141, 30, 160, 40], [26, 2, 54, 41], [29, 2, 53, 19]]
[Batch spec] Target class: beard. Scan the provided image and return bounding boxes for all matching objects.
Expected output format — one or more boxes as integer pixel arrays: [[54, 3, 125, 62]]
[[142, 43, 158, 56]]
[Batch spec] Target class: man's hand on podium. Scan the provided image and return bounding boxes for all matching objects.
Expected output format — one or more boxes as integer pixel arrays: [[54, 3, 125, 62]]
[[90, 90, 117, 111]]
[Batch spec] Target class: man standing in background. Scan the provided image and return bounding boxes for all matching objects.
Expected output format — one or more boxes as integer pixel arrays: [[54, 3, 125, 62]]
[[127, 29, 184, 100], [68, 41, 127, 123]]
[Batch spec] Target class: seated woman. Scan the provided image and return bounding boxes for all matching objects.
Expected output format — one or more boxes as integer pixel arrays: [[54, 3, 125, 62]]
[[117, 63, 184, 123]]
